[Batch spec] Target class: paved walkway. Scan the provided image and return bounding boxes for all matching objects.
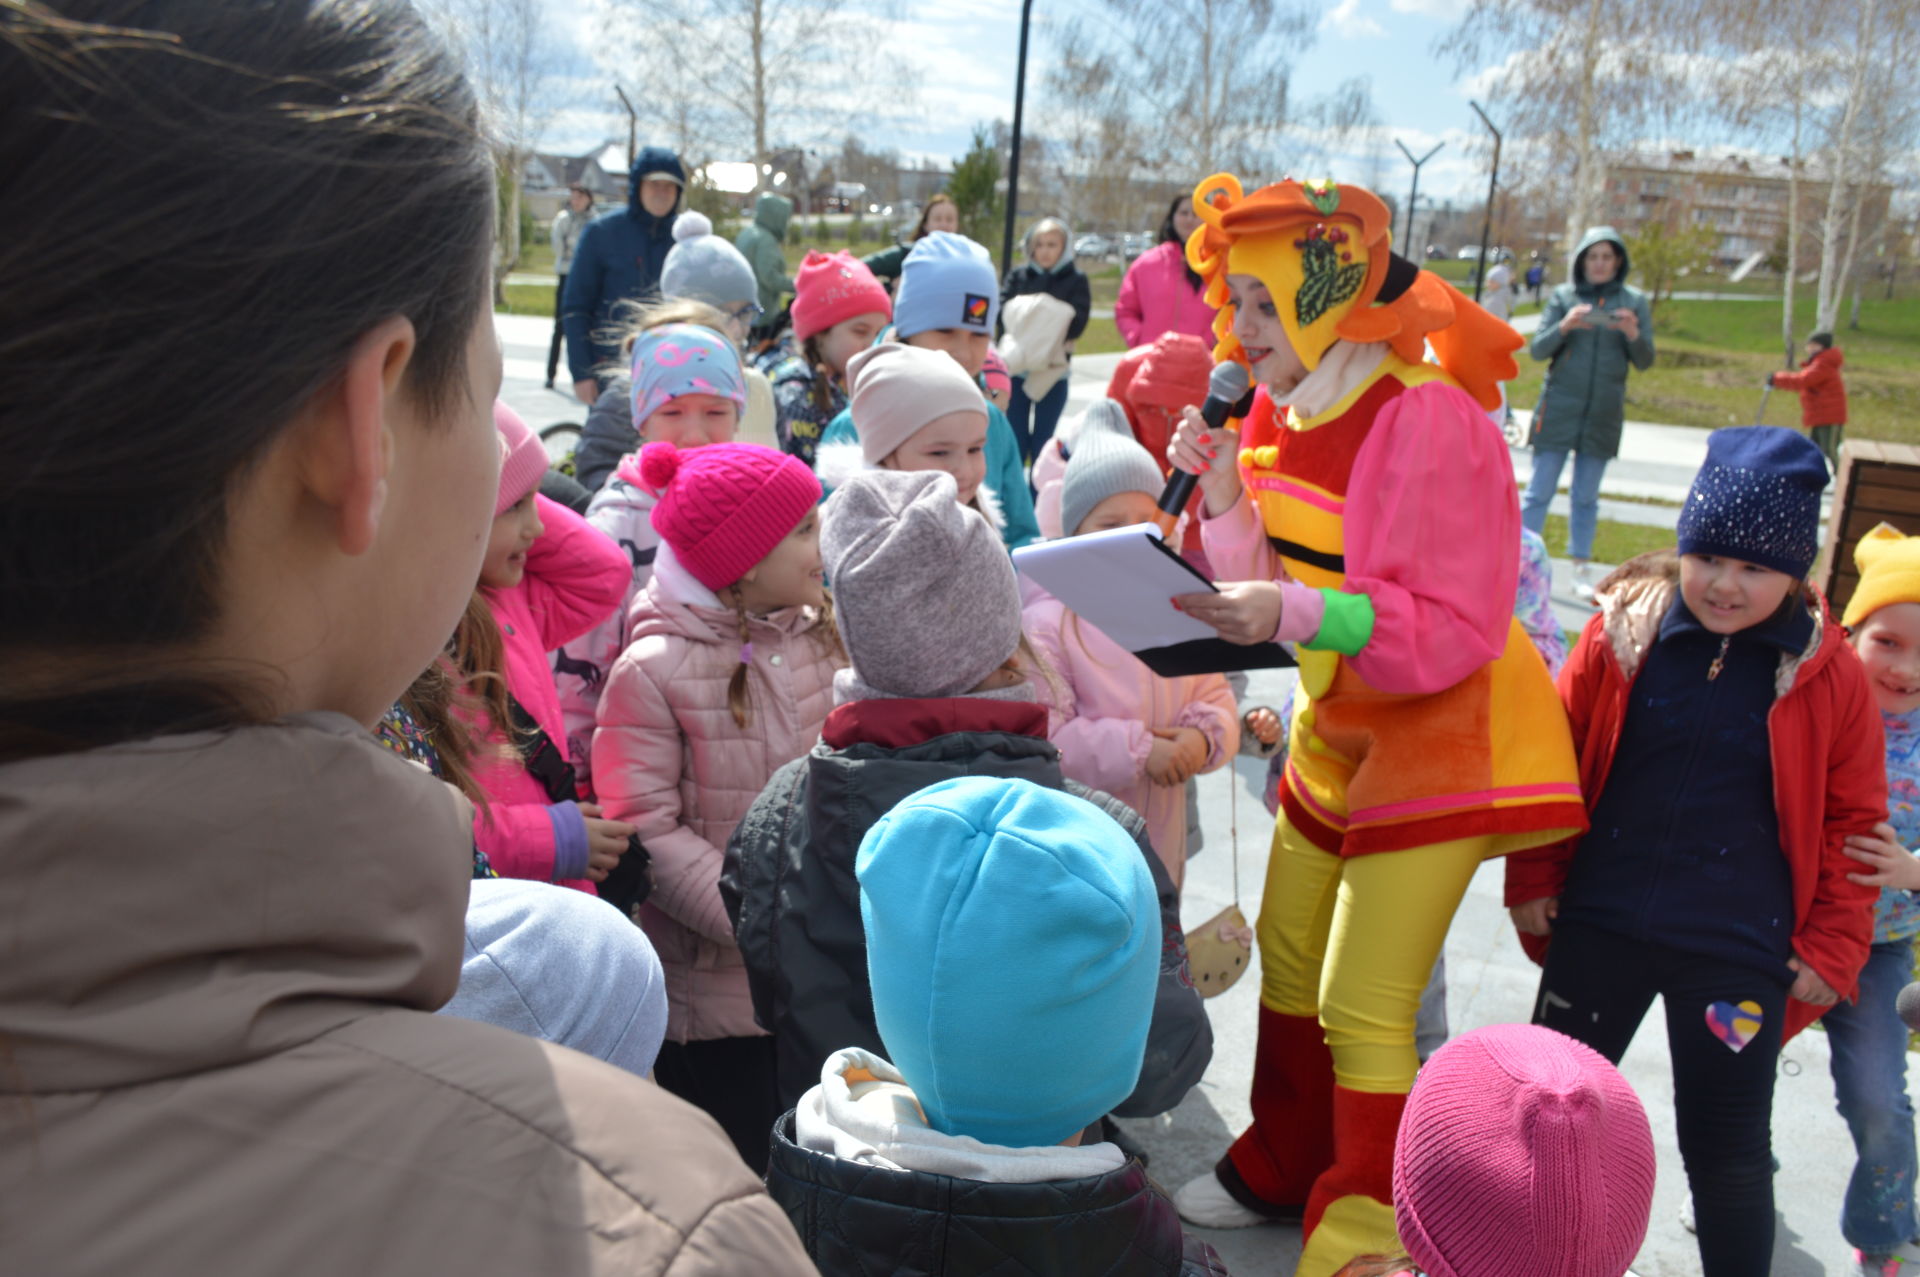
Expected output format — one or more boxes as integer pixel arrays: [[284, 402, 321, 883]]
[[496, 310, 1892, 1275]]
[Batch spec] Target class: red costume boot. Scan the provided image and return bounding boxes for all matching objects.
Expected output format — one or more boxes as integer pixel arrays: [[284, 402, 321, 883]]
[[1297, 1086, 1407, 1275], [1215, 1007, 1336, 1217]]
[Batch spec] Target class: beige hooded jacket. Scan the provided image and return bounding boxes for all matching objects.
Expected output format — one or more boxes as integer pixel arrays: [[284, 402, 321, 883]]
[[0, 712, 814, 1277]]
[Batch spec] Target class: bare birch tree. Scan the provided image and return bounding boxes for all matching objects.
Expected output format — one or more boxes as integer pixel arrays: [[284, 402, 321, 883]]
[[583, 0, 910, 192]]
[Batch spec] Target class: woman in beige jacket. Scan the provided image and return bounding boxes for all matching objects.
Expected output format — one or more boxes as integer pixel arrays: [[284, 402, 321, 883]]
[[0, 4, 812, 1275]]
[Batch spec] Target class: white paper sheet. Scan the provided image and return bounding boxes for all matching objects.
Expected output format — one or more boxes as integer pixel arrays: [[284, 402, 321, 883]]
[[1012, 524, 1220, 652]]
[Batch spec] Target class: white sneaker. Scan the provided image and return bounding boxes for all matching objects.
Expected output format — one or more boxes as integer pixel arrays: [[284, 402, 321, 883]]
[[1571, 561, 1597, 602], [1174, 1171, 1272, 1229], [1679, 1191, 1695, 1234]]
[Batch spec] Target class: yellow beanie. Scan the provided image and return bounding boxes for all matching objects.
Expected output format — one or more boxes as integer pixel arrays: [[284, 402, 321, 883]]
[[1843, 522, 1920, 627]]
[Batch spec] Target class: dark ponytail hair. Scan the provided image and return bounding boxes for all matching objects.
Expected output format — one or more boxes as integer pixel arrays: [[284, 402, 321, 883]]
[[1157, 195, 1202, 290], [0, 0, 495, 757]]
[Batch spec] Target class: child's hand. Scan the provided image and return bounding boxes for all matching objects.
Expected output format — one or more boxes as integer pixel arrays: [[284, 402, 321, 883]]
[[1843, 822, 1920, 890], [1243, 707, 1282, 747], [1145, 727, 1208, 786], [1510, 896, 1558, 937], [1788, 955, 1839, 1007], [578, 802, 635, 884]]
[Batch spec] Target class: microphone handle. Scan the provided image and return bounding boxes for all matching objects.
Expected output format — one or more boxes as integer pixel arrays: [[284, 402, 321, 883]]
[[1153, 389, 1255, 536]]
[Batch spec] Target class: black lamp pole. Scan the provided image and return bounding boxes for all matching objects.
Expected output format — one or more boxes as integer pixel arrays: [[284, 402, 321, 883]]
[[1469, 101, 1503, 303], [1395, 139, 1444, 258], [1001, 0, 1035, 276]]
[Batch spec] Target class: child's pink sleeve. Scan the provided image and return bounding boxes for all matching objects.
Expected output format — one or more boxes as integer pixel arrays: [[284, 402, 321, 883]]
[[1174, 672, 1241, 771], [521, 494, 632, 652], [472, 799, 593, 890], [1026, 597, 1153, 793]]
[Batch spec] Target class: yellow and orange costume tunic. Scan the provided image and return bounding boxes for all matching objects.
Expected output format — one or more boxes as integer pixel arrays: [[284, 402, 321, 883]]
[[1183, 175, 1583, 1273]]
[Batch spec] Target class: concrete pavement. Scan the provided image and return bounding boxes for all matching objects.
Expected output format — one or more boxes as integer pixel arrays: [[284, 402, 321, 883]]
[[495, 310, 1892, 1274]]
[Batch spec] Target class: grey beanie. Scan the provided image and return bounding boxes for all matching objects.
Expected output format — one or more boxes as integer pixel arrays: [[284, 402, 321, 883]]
[[1059, 399, 1134, 455], [660, 211, 758, 309], [1060, 428, 1166, 538], [822, 469, 1024, 698]]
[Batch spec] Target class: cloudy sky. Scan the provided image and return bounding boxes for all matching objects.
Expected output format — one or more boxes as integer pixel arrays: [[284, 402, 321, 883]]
[[539, 0, 1524, 202]]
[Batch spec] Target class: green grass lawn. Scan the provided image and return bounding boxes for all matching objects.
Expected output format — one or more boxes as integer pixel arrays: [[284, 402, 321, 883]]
[[1539, 514, 1675, 567]]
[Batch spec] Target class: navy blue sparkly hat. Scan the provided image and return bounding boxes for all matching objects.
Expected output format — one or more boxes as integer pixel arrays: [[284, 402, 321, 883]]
[[1676, 426, 1829, 578]]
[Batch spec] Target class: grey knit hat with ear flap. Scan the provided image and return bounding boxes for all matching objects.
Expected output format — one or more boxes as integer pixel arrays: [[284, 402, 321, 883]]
[[821, 469, 1024, 699], [1060, 428, 1166, 539], [660, 211, 758, 309]]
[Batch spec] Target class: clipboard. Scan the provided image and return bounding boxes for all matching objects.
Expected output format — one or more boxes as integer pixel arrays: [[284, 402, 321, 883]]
[[1013, 525, 1296, 677]]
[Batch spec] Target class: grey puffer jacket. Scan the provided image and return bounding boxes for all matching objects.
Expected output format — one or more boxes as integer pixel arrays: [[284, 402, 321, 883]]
[[765, 1113, 1232, 1277], [1528, 225, 1656, 459], [720, 695, 1213, 1115]]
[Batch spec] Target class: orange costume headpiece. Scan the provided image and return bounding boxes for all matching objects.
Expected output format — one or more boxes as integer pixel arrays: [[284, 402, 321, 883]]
[[1184, 174, 1519, 411]]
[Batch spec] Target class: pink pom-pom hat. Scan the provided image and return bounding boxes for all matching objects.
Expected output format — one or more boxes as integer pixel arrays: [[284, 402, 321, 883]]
[[637, 440, 822, 591]]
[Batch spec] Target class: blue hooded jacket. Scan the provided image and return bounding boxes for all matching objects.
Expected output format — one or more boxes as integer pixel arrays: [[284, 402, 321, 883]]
[[560, 146, 685, 384]]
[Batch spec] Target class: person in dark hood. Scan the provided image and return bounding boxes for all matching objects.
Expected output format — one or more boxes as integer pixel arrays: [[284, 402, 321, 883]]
[[560, 146, 685, 404], [1521, 225, 1655, 600]]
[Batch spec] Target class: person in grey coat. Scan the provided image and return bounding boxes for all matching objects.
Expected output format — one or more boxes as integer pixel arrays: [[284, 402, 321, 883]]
[[1522, 225, 1655, 598]]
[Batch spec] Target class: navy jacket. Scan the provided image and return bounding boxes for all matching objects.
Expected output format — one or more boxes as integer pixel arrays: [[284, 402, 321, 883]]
[[560, 146, 684, 384], [1560, 594, 1813, 981]]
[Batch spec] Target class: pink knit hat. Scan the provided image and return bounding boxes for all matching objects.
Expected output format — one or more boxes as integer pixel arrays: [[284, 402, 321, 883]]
[[1394, 1024, 1656, 1277], [791, 250, 893, 343], [494, 400, 547, 517], [981, 348, 1012, 400], [637, 440, 822, 591]]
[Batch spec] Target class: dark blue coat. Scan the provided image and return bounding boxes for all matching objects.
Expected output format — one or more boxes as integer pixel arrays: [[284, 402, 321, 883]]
[[560, 146, 684, 384]]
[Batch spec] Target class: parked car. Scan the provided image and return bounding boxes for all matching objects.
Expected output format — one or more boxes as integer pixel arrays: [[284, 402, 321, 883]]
[[1074, 233, 1115, 260]]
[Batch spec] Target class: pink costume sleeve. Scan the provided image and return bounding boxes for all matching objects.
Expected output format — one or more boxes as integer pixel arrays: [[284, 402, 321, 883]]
[[1197, 489, 1279, 585], [520, 494, 633, 653], [1339, 380, 1519, 694]]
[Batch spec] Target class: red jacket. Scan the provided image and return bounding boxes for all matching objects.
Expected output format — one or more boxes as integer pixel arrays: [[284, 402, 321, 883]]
[[1772, 346, 1847, 427], [1505, 552, 1885, 1039]]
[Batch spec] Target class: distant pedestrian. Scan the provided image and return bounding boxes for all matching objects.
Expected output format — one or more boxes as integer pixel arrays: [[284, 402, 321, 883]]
[[1114, 195, 1216, 348], [861, 192, 958, 289], [1526, 260, 1545, 303], [1769, 330, 1847, 470], [545, 183, 592, 388], [1523, 227, 1655, 600], [560, 145, 685, 404], [1000, 216, 1091, 467]]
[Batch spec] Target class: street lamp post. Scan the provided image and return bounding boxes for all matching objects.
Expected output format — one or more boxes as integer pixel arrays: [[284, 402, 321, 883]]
[[1002, 0, 1035, 276], [1395, 139, 1444, 258], [1468, 101, 1503, 303]]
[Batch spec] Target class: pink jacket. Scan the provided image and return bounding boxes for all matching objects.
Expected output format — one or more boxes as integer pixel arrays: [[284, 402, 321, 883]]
[[1026, 590, 1239, 888], [592, 546, 844, 1042], [1115, 242, 1217, 348], [469, 494, 631, 892]]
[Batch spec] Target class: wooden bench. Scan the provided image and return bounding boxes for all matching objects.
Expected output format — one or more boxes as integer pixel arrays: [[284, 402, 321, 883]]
[[1818, 440, 1920, 616]]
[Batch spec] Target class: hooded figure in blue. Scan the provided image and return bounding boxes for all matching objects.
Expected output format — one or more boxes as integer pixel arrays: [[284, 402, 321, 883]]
[[560, 146, 686, 394]]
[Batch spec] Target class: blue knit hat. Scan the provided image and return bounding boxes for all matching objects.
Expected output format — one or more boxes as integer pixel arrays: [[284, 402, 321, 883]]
[[1676, 426, 1829, 578], [855, 776, 1159, 1149], [894, 231, 1000, 340]]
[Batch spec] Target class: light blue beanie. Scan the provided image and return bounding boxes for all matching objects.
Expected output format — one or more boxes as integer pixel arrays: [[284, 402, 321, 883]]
[[440, 879, 668, 1079], [855, 776, 1159, 1148], [895, 231, 1001, 340]]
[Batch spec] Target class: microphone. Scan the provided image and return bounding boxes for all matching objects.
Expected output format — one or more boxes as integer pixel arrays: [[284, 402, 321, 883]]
[[1897, 982, 1920, 1034], [1154, 361, 1254, 537]]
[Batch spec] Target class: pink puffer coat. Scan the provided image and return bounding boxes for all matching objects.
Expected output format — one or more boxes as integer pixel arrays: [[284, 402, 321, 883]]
[[592, 546, 844, 1043], [1025, 590, 1239, 889], [470, 494, 631, 892]]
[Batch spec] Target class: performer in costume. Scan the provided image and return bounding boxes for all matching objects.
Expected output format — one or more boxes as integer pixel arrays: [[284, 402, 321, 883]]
[[1165, 174, 1586, 1274]]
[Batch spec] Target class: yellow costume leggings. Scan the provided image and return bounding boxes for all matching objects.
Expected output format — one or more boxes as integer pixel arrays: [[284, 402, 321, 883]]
[[1257, 817, 1491, 1093]]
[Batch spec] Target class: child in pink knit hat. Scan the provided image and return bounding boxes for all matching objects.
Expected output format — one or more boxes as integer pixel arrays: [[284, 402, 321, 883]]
[[453, 402, 636, 894], [770, 250, 892, 468], [591, 439, 845, 1174], [1333, 1022, 1656, 1277]]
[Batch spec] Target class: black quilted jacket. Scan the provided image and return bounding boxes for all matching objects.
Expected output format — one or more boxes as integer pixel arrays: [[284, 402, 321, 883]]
[[765, 1114, 1232, 1276], [720, 700, 1213, 1115]]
